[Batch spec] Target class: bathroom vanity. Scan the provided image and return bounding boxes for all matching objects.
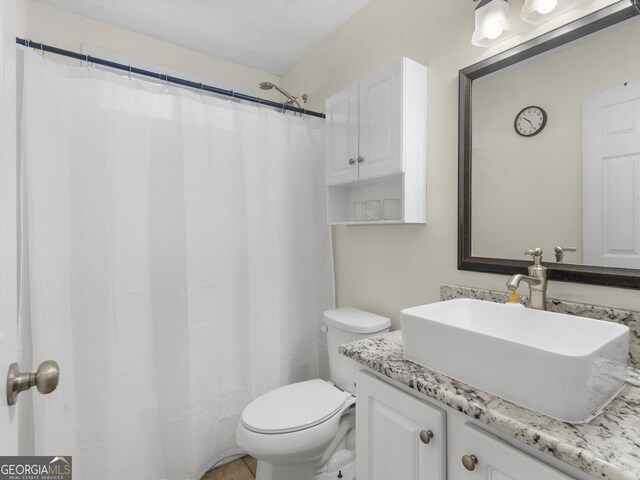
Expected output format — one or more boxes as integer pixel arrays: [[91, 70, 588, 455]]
[[356, 369, 586, 480], [341, 287, 640, 480], [344, 334, 640, 480]]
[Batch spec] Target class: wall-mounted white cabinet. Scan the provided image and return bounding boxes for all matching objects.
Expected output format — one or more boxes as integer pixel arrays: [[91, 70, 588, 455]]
[[325, 57, 427, 225], [357, 371, 590, 480]]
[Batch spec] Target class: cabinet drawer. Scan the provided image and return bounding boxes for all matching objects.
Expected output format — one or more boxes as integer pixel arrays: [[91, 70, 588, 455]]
[[461, 423, 574, 480]]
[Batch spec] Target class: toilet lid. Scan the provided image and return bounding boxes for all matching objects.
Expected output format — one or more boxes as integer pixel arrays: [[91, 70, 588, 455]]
[[241, 379, 351, 434]]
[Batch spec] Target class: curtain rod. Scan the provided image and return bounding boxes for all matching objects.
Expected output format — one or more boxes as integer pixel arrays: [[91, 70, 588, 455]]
[[16, 37, 326, 119]]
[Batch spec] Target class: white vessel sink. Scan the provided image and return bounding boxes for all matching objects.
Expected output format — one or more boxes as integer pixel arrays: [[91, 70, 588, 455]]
[[401, 298, 629, 423]]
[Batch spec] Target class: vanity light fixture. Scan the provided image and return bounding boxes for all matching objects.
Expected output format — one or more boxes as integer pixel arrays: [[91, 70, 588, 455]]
[[521, 0, 590, 24], [471, 0, 513, 47]]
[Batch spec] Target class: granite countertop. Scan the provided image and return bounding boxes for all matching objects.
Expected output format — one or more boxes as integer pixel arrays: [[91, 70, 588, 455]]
[[340, 331, 640, 480]]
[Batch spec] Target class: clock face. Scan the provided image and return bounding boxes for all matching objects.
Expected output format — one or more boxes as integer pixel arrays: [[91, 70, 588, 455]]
[[514, 106, 547, 137]]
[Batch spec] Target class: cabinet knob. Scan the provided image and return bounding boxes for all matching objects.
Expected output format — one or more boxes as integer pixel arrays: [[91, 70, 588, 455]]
[[462, 454, 478, 471], [357, 156, 365, 163], [419, 430, 434, 445], [348, 158, 356, 165]]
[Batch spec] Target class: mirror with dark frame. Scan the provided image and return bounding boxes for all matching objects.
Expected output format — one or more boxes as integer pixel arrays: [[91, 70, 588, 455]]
[[458, 1, 640, 289]]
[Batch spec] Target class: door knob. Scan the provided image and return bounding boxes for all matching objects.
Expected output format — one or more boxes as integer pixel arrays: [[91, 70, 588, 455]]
[[7, 360, 60, 406], [462, 454, 478, 471], [419, 430, 434, 444], [357, 156, 365, 163], [348, 158, 356, 165]]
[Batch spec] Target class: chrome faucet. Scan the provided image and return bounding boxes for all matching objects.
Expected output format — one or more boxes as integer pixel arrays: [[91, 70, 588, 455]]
[[506, 248, 548, 310]]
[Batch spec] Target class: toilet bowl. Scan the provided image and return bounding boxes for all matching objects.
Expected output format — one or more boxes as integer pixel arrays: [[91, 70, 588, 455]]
[[236, 308, 391, 480]]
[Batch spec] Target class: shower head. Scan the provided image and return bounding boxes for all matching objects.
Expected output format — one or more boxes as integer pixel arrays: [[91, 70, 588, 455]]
[[258, 81, 304, 110]]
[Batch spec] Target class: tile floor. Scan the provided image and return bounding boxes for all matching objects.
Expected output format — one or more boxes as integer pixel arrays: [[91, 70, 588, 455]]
[[201, 456, 257, 480]]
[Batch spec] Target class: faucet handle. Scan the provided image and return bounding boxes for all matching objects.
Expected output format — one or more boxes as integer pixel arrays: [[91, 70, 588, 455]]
[[524, 248, 544, 265], [554, 245, 577, 253], [554, 245, 577, 263]]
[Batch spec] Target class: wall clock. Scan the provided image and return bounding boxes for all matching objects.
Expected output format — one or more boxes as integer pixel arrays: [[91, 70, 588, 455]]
[[514, 106, 547, 137]]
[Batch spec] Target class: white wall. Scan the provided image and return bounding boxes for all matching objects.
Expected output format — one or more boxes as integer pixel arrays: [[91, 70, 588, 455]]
[[472, 17, 640, 262], [282, 0, 640, 329], [16, 0, 282, 99]]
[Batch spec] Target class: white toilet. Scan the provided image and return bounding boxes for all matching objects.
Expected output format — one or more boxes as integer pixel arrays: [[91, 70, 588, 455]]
[[236, 307, 391, 480]]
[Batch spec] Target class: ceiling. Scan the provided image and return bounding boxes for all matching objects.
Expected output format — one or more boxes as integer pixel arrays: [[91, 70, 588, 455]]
[[33, 0, 370, 75]]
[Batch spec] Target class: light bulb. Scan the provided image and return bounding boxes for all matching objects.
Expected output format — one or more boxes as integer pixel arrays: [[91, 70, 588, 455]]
[[535, 0, 558, 14], [484, 18, 504, 40], [472, 0, 512, 47]]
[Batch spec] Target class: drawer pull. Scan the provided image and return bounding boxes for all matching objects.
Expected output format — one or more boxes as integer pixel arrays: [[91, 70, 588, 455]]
[[462, 454, 478, 471], [419, 430, 434, 445]]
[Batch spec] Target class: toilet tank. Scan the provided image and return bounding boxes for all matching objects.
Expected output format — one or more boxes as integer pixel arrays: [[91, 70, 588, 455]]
[[324, 308, 391, 394]]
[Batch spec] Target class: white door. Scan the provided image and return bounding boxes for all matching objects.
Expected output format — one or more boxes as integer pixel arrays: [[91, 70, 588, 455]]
[[358, 60, 402, 181], [325, 83, 359, 185], [583, 81, 640, 268], [0, 0, 18, 454], [356, 371, 446, 480], [460, 424, 572, 480]]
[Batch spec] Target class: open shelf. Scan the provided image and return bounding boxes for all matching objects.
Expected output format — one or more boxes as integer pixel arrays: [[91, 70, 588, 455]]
[[328, 173, 423, 225]]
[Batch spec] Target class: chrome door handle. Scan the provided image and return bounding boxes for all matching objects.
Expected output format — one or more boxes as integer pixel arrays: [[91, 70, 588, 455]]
[[348, 158, 356, 165], [357, 156, 365, 163], [7, 360, 60, 406]]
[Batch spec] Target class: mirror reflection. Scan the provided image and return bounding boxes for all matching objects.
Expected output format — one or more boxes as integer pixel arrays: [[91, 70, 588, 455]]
[[471, 15, 640, 269]]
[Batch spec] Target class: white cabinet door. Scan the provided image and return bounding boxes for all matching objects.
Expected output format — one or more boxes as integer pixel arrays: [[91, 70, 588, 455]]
[[583, 80, 640, 268], [356, 371, 446, 480], [357, 61, 402, 180], [325, 83, 359, 186], [460, 424, 573, 480]]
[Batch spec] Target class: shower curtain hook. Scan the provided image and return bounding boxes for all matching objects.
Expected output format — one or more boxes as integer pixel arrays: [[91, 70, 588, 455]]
[[40, 43, 45, 61], [85, 54, 92, 70], [128, 65, 132, 80], [164, 73, 169, 91], [199, 83, 204, 97]]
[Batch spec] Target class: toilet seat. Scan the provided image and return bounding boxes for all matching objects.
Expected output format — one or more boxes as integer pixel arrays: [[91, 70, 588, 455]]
[[242, 379, 352, 434]]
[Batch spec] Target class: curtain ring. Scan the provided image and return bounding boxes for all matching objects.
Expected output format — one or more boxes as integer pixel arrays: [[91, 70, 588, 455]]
[[164, 74, 169, 90], [40, 43, 45, 60], [128, 65, 132, 80], [85, 54, 91, 70], [199, 83, 204, 96]]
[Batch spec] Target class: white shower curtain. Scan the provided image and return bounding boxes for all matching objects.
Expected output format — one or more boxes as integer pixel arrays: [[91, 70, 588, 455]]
[[18, 50, 333, 480]]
